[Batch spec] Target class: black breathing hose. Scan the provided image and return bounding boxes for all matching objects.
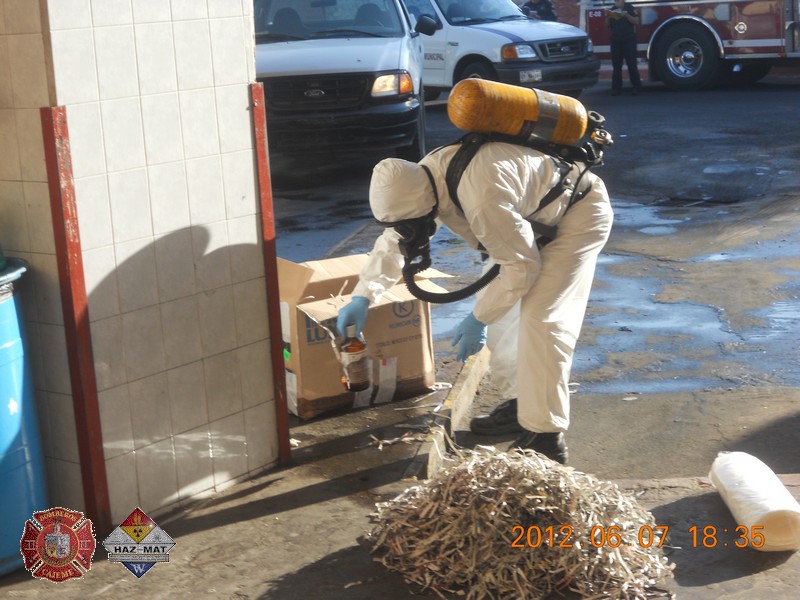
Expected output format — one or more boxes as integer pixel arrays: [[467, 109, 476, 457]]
[[402, 262, 500, 304]]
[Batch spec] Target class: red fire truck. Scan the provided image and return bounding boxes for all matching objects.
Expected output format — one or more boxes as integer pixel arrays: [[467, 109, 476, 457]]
[[580, 0, 800, 89]]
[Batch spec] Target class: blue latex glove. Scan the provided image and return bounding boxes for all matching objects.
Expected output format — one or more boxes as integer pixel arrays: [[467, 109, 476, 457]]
[[451, 313, 487, 362], [337, 295, 369, 337]]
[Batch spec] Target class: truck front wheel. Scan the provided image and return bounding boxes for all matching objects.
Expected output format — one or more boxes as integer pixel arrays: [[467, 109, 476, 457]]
[[456, 61, 496, 83], [654, 23, 719, 90]]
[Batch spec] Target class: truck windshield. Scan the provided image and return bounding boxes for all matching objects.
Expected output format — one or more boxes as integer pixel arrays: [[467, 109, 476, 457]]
[[254, 0, 405, 41], [434, 0, 525, 24]]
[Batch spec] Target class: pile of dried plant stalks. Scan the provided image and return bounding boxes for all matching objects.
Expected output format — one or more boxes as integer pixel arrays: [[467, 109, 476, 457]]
[[369, 447, 674, 599]]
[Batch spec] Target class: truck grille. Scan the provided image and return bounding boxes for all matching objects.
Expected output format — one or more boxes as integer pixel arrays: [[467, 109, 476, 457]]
[[258, 74, 370, 112], [536, 39, 587, 62]]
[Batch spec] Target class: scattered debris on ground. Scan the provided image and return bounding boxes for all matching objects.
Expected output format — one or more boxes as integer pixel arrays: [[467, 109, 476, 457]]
[[369, 446, 674, 599]]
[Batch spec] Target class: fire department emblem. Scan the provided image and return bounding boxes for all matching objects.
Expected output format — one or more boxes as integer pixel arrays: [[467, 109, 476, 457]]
[[19, 507, 96, 583]]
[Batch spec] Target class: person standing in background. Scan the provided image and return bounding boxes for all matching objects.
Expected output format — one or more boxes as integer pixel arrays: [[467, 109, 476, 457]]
[[521, 0, 557, 21], [606, 0, 642, 95]]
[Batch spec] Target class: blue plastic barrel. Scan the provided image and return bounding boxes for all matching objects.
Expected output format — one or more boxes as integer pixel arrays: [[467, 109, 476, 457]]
[[0, 258, 48, 575]]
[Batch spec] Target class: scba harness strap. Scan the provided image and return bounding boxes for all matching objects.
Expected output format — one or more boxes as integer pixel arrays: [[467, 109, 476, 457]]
[[443, 132, 595, 249]]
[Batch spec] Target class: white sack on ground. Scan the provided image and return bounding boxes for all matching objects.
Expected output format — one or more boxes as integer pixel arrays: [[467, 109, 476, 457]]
[[709, 451, 800, 552]]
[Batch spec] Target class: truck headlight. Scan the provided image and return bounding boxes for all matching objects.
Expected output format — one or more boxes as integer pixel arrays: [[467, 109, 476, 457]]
[[587, 38, 594, 53], [372, 72, 414, 97], [501, 43, 539, 61]]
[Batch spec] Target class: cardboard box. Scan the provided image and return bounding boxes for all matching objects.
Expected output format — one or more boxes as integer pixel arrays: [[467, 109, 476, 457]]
[[277, 255, 448, 420]]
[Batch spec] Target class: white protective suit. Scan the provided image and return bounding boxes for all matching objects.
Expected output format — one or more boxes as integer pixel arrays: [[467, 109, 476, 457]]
[[353, 141, 613, 433]]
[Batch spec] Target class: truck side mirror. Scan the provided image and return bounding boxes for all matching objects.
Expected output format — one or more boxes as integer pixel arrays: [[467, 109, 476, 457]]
[[414, 14, 438, 36]]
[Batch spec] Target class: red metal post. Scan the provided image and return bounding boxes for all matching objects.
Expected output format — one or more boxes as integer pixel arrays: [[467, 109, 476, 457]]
[[40, 107, 112, 535], [249, 83, 291, 465]]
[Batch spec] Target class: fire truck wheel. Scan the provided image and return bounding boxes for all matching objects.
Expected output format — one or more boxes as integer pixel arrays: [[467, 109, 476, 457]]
[[654, 23, 719, 90], [719, 61, 774, 86]]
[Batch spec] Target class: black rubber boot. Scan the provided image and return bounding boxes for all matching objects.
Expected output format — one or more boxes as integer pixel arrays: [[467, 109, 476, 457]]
[[469, 399, 523, 435], [511, 431, 568, 465]]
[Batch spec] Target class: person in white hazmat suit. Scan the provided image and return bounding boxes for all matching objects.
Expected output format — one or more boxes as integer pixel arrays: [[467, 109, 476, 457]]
[[336, 141, 613, 464]]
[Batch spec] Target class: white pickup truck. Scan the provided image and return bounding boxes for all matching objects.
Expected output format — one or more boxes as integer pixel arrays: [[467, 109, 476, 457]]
[[401, 0, 600, 99]]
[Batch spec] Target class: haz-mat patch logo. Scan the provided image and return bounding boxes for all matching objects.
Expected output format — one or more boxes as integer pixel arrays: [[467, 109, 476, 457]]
[[19, 507, 96, 583], [103, 507, 175, 578]]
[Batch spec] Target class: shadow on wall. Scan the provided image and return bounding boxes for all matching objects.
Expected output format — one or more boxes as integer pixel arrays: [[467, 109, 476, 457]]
[[85, 224, 277, 519]]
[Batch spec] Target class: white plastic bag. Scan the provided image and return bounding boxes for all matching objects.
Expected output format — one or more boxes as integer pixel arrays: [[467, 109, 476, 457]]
[[709, 451, 800, 552]]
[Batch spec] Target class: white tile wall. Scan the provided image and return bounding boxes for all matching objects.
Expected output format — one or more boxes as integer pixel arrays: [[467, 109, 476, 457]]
[[0, 40, 13, 107], [108, 168, 152, 241], [50, 29, 99, 104], [98, 384, 135, 458], [167, 361, 208, 433], [149, 161, 191, 234], [0, 180, 29, 250], [115, 237, 159, 312], [47, 0, 93, 31], [216, 85, 252, 153], [244, 400, 278, 472], [101, 97, 146, 171], [66, 103, 107, 178], [187, 156, 225, 225], [227, 216, 264, 283], [74, 175, 114, 250], [16, 109, 46, 180], [197, 286, 237, 356], [204, 349, 243, 422], [105, 451, 138, 524], [136, 437, 179, 513], [134, 22, 178, 95], [91, 0, 134, 28], [171, 0, 208, 21], [210, 412, 248, 487], [38, 323, 72, 394], [160, 296, 203, 368], [180, 88, 220, 159], [83, 246, 121, 321], [45, 458, 85, 513], [43, 392, 80, 462], [122, 305, 166, 380], [238, 341, 272, 410], [174, 425, 214, 500], [192, 220, 231, 290], [209, 0, 243, 18], [7, 33, 50, 107], [0, 1, 279, 521], [141, 92, 184, 164], [209, 18, 248, 86], [5, 0, 44, 34], [0, 109, 22, 180], [154, 228, 196, 302], [25, 182, 56, 254], [222, 150, 257, 219], [129, 372, 172, 447], [94, 25, 138, 100], [132, 0, 172, 24], [28, 251, 65, 325], [233, 278, 268, 346], [174, 19, 214, 90]]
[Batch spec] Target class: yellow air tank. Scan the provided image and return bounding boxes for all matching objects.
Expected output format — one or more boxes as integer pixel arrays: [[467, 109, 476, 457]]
[[447, 79, 588, 146]]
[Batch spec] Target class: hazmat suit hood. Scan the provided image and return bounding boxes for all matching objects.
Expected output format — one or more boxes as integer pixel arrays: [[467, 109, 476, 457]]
[[369, 158, 436, 223]]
